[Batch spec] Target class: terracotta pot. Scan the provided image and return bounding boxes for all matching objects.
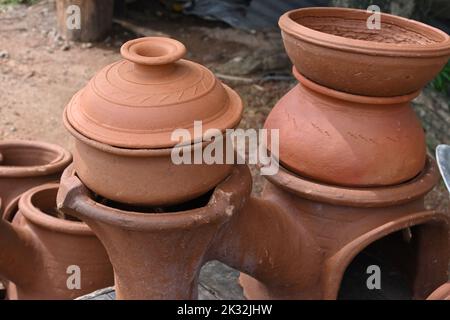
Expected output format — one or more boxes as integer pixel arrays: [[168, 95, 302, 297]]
[[264, 68, 426, 187], [0, 184, 113, 299], [279, 7, 450, 97], [0, 140, 72, 217], [210, 158, 449, 299], [427, 283, 450, 300], [57, 164, 250, 299], [64, 37, 243, 206], [64, 112, 233, 206]]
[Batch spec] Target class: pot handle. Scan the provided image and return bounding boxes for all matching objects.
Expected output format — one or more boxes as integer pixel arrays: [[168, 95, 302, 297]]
[[56, 174, 103, 222], [57, 164, 250, 230]]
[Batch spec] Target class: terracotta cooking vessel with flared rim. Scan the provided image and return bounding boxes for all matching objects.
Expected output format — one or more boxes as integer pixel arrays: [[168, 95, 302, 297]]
[[64, 37, 243, 206], [64, 111, 234, 206], [279, 7, 450, 97]]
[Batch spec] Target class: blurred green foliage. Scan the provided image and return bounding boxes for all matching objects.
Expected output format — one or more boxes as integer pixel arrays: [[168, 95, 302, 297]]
[[0, 0, 37, 5], [432, 62, 450, 94]]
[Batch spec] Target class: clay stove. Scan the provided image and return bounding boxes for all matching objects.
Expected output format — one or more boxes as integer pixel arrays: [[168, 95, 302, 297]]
[[57, 8, 450, 300]]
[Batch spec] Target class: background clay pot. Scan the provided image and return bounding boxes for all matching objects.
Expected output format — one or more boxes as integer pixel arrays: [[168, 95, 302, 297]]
[[279, 7, 450, 97], [264, 69, 426, 187], [64, 37, 242, 206], [0, 184, 113, 300], [0, 140, 72, 217]]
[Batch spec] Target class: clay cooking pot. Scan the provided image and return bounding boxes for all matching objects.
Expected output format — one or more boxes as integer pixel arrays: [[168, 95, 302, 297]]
[[0, 140, 72, 217], [279, 7, 450, 97], [264, 68, 426, 187], [0, 184, 113, 299], [64, 37, 243, 206]]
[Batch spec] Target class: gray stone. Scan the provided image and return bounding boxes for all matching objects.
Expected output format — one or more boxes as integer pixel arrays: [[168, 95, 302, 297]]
[[0, 50, 9, 59]]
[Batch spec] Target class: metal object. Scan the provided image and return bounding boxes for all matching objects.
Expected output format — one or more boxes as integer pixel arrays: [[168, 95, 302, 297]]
[[436, 144, 450, 193]]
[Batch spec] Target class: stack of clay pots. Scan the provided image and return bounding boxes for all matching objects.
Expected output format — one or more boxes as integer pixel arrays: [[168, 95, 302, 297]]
[[58, 36, 244, 299], [63, 36, 243, 206], [265, 7, 450, 187]]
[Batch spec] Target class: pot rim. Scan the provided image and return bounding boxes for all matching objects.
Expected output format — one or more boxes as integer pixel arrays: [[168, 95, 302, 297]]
[[19, 183, 92, 235], [58, 164, 250, 231], [279, 7, 450, 58], [264, 156, 440, 208], [0, 140, 72, 178], [4, 193, 25, 222], [293, 67, 421, 104], [64, 108, 226, 157]]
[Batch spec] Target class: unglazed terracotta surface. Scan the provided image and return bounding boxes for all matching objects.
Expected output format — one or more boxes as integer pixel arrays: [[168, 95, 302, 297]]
[[279, 7, 450, 97], [64, 112, 233, 206], [427, 283, 450, 300], [0, 184, 113, 300], [213, 159, 449, 300], [59, 158, 449, 300], [65, 37, 243, 149], [264, 69, 426, 186], [64, 37, 242, 205], [57, 165, 250, 300], [0, 140, 72, 217]]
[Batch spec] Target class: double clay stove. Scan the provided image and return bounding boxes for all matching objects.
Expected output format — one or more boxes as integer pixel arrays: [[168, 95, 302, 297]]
[[1, 7, 450, 300]]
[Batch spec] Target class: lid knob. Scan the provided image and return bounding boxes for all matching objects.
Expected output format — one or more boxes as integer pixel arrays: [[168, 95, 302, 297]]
[[120, 37, 187, 81], [120, 37, 186, 66]]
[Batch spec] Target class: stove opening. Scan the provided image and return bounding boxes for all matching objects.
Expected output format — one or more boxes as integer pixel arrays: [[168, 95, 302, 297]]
[[338, 223, 449, 300]]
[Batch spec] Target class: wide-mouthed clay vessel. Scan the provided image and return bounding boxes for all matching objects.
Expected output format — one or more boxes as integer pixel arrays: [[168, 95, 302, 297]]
[[0, 140, 72, 217], [64, 37, 243, 206], [279, 7, 450, 97], [264, 68, 426, 187], [0, 184, 113, 299]]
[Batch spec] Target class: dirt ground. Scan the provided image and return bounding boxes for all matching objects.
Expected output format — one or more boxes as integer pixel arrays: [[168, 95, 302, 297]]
[[0, 0, 448, 208]]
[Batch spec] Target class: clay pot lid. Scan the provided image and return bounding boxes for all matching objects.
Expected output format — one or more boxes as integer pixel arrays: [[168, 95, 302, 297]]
[[279, 7, 450, 57], [66, 37, 243, 149]]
